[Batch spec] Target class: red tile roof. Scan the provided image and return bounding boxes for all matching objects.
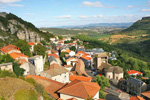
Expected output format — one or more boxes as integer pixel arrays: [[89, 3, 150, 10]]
[[26, 75, 65, 99], [9, 52, 28, 59], [141, 91, 150, 99], [0, 44, 19, 54], [81, 55, 92, 60], [130, 96, 145, 100], [127, 70, 143, 75], [48, 54, 59, 58], [18, 59, 28, 65], [58, 79, 100, 99], [28, 42, 34, 45], [77, 51, 90, 56], [69, 75, 92, 82], [51, 50, 58, 53]]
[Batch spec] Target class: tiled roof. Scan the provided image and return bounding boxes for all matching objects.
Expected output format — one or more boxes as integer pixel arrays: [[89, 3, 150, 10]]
[[130, 96, 145, 100], [66, 50, 71, 53], [77, 51, 90, 56], [26, 75, 65, 99], [69, 75, 92, 82], [141, 91, 150, 99], [66, 58, 77, 62], [58, 79, 100, 99], [0, 44, 19, 54], [81, 55, 92, 60], [28, 42, 34, 45], [48, 54, 59, 58], [51, 50, 58, 53], [9, 52, 28, 59], [43, 63, 68, 77], [127, 70, 143, 75]]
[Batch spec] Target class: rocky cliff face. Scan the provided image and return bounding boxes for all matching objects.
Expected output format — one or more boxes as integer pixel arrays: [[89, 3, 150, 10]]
[[0, 12, 44, 42]]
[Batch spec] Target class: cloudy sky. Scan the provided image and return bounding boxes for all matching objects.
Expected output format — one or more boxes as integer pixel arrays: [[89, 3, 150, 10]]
[[0, 0, 150, 27]]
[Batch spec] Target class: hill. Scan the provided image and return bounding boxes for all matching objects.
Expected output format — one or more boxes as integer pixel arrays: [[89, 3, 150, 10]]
[[0, 12, 54, 45], [0, 77, 37, 100], [121, 16, 150, 35]]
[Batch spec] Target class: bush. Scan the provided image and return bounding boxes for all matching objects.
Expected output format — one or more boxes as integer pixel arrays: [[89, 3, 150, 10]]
[[25, 78, 36, 86], [0, 70, 16, 78], [99, 90, 106, 99]]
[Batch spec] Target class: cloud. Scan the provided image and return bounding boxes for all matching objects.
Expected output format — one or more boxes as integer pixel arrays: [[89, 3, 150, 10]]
[[92, 14, 104, 18], [127, 5, 134, 8], [25, 13, 34, 16], [141, 9, 150, 12], [82, 1, 103, 7], [78, 15, 88, 19], [0, 0, 21, 4], [7, 4, 23, 7], [56, 15, 72, 18]]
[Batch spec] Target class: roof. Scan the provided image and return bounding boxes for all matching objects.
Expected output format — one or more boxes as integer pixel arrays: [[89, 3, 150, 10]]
[[98, 63, 112, 70], [51, 50, 58, 53], [66, 58, 77, 62], [26, 75, 65, 99], [9, 52, 28, 59], [0, 44, 19, 54], [28, 42, 34, 45], [48, 54, 59, 58], [18, 59, 28, 65], [127, 70, 143, 75], [0, 62, 13, 66], [81, 55, 92, 60], [58, 80, 100, 99], [69, 75, 92, 82], [128, 77, 145, 87], [77, 51, 90, 56], [104, 66, 123, 74], [130, 96, 145, 100], [48, 56, 58, 64], [66, 50, 71, 53], [97, 52, 108, 57], [141, 91, 150, 99], [42, 63, 68, 77]]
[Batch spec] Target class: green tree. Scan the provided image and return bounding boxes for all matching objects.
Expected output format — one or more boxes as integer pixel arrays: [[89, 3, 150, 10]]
[[0, 70, 16, 78], [58, 35, 63, 39], [41, 40, 47, 45], [99, 90, 106, 99], [94, 75, 110, 90], [34, 44, 46, 57], [70, 46, 76, 51], [15, 40, 31, 57]]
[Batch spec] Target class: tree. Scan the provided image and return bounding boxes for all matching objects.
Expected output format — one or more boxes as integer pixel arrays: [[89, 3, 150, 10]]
[[34, 44, 46, 57], [15, 40, 31, 57], [58, 35, 63, 39], [94, 75, 110, 90], [99, 90, 106, 99], [41, 40, 47, 45], [70, 46, 76, 51]]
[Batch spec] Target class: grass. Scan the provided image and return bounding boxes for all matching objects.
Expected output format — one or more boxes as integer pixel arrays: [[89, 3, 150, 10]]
[[14, 89, 37, 100]]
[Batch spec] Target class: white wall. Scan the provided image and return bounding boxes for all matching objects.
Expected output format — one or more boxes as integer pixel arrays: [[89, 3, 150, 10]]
[[34, 56, 44, 75], [93, 91, 99, 99], [52, 72, 69, 83], [20, 63, 29, 76]]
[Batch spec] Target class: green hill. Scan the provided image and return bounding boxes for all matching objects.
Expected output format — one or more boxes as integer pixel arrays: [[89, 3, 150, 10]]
[[121, 16, 150, 35]]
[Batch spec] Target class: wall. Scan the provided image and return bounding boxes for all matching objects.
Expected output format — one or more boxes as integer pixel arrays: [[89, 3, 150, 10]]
[[114, 73, 123, 80], [105, 72, 113, 79], [93, 91, 99, 99], [20, 63, 29, 76], [60, 93, 84, 100], [52, 72, 69, 83], [0, 64, 13, 71], [34, 56, 44, 75]]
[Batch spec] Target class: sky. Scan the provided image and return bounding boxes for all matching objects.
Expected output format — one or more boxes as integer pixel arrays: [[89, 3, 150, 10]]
[[0, 0, 150, 27]]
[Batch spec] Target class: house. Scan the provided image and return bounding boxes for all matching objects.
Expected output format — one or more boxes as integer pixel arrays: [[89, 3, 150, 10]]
[[58, 79, 100, 100], [69, 75, 92, 82], [0, 62, 13, 72], [28, 42, 34, 53], [40, 63, 69, 83], [66, 58, 78, 65], [127, 70, 143, 76], [80, 54, 92, 68], [93, 52, 108, 69], [28, 55, 44, 75], [48, 55, 58, 65], [127, 77, 147, 96], [9, 52, 29, 76], [48, 54, 61, 65], [49, 37, 56, 42], [0, 44, 21, 54], [141, 91, 150, 100], [104, 65, 124, 81], [130, 96, 145, 100], [64, 65, 73, 71], [51, 50, 59, 56], [26, 75, 65, 100]]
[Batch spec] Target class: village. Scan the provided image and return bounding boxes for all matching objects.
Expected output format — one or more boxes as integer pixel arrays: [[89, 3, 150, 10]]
[[0, 36, 150, 100]]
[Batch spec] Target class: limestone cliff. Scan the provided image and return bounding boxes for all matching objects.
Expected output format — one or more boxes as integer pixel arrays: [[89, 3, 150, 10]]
[[0, 12, 45, 42]]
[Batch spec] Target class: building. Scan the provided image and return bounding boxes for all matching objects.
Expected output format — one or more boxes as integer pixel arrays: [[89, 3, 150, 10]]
[[80, 54, 92, 68], [0, 62, 13, 72], [127, 70, 143, 76], [48, 54, 61, 65], [69, 75, 92, 82], [141, 91, 150, 100], [28, 42, 34, 53], [127, 77, 147, 96], [48, 55, 58, 65], [93, 52, 108, 69], [0, 44, 21, 54], [40, 63, 69, 83], [130, 96, 145, 100], [104, 65, 124, 81], [58, 79, 100, 100], [66, 58, 78, 65], [28, 55, 44, 75]]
